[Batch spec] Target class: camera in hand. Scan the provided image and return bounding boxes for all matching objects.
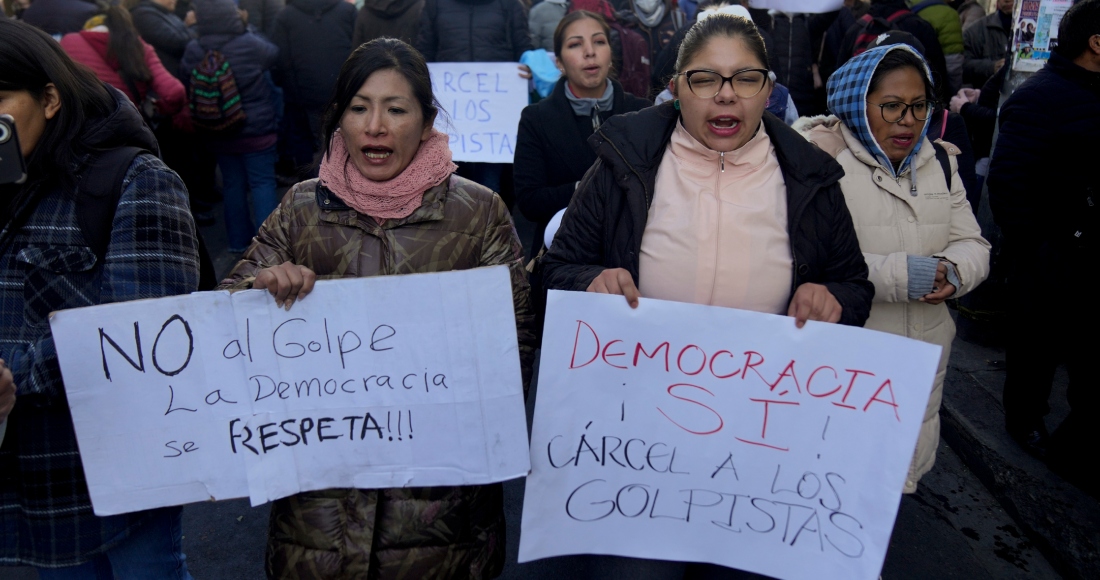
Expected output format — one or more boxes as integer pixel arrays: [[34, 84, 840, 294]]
[[0, 115, 28, 186]]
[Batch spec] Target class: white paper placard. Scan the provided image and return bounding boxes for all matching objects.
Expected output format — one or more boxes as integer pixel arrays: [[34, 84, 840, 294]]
[[750, 0, 844, 13], [519, 291, 941, 580], [428, 62, 528, 163], [49, 267, 529, 514]]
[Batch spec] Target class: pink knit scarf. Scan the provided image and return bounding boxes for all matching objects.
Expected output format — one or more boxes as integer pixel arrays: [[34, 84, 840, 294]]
[[319, 129, 457, 220]]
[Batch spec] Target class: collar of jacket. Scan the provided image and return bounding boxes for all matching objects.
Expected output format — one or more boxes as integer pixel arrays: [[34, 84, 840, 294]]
[[315, 178, 449, 228], [548, 77, 629, 118], [588, 101, 845, 205], [1046, 51, 1100, 97]]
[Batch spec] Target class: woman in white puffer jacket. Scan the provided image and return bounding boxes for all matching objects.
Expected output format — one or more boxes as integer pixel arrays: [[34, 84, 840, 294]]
[[799, 43, 991, 493]]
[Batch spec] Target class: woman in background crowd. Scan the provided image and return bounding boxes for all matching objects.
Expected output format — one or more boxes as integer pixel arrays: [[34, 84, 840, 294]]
[[802, 43, 990, 494], [0, 19, 198, 578], [539, 13, 872, 578], [60, 6, 186, 121], [515, 10, 650, 257], [182, 0, 279, 253], [218, 38, 535, 579], [272, 0, 357, 176]]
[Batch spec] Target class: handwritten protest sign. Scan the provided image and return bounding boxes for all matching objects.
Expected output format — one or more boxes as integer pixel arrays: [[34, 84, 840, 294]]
[[428, 62, 527, 163], [750, 0, 843, 13], [49, 267, 529, 515], [519, 291, 941, 580]]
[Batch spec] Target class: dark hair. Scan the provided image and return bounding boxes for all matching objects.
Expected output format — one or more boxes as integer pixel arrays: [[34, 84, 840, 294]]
[[0, 19, 115, 188], [553, 10, 612, 57], [321, 38, 440, 160], [1056, 0, 1100, 58], [674, 14, 768, 75], [104, 6, 153, 85], [867, 48, 934, 100]]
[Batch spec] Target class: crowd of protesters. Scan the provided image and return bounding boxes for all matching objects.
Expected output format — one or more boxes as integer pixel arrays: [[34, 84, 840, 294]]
[[1, 0, 1097, 577]]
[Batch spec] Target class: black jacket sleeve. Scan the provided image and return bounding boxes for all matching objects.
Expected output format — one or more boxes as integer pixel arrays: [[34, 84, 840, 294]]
[[540, 160, 615, 292], [988, 87, 1050, 244], [817, 183, 874, 327]]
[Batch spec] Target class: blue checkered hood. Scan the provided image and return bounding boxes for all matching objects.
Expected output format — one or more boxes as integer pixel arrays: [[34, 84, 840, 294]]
[[826, 44, 932, 179]]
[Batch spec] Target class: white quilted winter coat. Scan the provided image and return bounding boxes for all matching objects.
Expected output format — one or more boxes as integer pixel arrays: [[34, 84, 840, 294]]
[[802, 116, 991, 493]]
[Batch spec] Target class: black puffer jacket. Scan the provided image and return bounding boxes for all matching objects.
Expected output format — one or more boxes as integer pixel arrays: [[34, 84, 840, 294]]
[[131, 0, 194, 81], [542, 102, 874, 327], [415, 0, 532, 62], [272, 0, 356, 108], [354, 0, 424, 45], [763, 12, 816, 116]]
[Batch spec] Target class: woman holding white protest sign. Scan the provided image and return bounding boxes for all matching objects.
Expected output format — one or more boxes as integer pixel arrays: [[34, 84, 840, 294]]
[[537, 12, 873, 578], [218, 38, 535, 579], [799, 43, 989, 493], [541, 13, 873, 327], [0, 18, 199, 578]]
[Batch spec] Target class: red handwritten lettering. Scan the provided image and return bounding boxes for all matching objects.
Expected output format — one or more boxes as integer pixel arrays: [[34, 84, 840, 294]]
[[657, 384, 724, 435]]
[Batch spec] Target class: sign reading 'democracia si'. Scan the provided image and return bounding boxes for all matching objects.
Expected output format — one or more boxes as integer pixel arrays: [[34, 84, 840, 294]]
[[49, 267, 529, 515], [427, 62, 527, 163], [519, 291, 941, 580]]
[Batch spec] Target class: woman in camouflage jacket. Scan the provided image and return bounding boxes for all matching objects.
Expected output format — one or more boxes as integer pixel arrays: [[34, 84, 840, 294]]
[[219, 39, 536, 580]]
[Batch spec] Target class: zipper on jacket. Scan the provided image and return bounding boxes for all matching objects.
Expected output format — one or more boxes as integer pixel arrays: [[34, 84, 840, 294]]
[[719, 151, 725, 173]]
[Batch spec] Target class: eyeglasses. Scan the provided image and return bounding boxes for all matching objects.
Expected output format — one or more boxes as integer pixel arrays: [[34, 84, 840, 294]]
[[872, 100, 935, 123], [679, 68, 770, 99]]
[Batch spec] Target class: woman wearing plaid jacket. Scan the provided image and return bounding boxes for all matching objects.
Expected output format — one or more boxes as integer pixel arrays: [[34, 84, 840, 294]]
[[0, 19, 198, 578]]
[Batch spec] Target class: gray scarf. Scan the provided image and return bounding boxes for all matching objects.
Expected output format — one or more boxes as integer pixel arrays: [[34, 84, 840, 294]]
[[633, 0, 666, 29], [564, 81, 615, 130]]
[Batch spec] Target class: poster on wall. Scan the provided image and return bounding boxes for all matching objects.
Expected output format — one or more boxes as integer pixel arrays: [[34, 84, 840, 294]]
[[1013, 0, 1072, 72]]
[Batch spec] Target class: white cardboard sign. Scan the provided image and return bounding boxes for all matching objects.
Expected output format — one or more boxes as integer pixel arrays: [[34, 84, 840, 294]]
[[519, 291, 941, 580], [749, 0, 844, 13], [49, 267, 529, 515], [428, 62, 527, 163]]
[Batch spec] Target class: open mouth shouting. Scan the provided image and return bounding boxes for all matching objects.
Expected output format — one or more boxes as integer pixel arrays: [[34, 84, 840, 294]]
[[362, 146, 393, 163], [707, 115, 741, 137]]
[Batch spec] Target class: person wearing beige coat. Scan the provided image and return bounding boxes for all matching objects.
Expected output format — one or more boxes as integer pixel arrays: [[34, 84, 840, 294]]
[[799, 44, 990, 493]]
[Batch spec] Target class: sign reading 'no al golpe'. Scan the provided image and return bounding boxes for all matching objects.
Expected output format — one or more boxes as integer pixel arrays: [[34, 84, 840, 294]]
[[49, 267, 529, 515], [520, 291, 941, 580]]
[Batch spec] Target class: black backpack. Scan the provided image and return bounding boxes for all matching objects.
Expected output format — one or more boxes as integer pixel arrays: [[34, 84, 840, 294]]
[[851, 9, 912, 57], [75, 148, 219, 290]]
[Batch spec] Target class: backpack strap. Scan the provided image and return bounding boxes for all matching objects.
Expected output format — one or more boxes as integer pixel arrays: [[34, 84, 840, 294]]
[[886, 9, 911, 23], [931, 140, 953, 193], [75, 146, 147, 264]]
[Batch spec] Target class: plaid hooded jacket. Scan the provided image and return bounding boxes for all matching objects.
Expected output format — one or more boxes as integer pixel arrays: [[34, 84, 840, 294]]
[[0, 93, 200, 567]]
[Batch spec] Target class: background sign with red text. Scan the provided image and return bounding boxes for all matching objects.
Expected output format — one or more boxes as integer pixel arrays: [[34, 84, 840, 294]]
[[519, 291, 940, 580]]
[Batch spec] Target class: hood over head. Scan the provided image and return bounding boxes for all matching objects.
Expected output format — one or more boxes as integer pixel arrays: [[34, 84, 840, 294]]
[[826, 43, 931, 179], [81, 85, 160, 156], [193, 0, 245, 36]]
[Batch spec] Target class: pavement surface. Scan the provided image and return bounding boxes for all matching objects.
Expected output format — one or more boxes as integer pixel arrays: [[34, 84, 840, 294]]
[[2, 199, 1090, 580]]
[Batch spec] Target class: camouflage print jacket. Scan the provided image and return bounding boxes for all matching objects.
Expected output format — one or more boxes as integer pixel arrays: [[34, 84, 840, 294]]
[[220, 175, 535, 580]]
